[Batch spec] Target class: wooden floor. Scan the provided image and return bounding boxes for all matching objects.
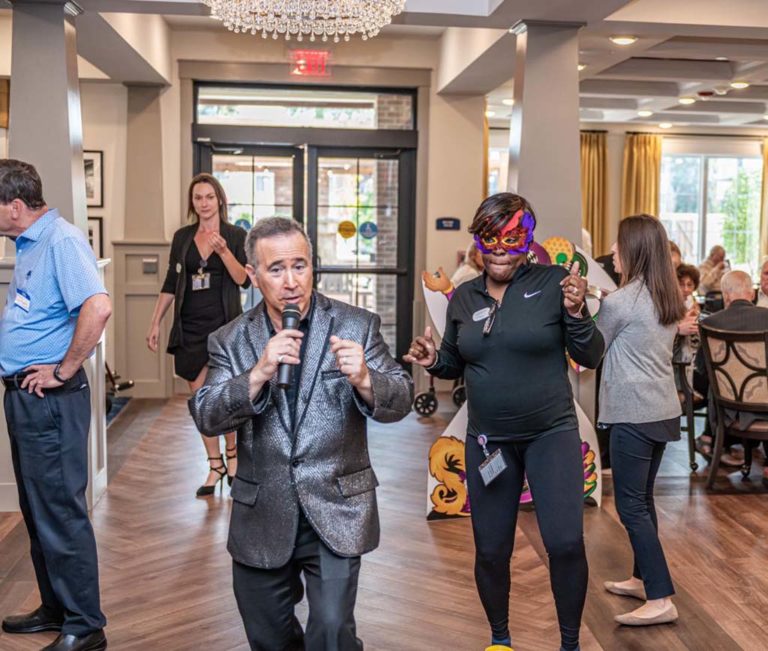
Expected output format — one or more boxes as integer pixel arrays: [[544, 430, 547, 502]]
[[1, 396, 767, 650]]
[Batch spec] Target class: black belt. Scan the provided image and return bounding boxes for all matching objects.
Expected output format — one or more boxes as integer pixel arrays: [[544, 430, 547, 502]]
[[2, 367, 86, 392]]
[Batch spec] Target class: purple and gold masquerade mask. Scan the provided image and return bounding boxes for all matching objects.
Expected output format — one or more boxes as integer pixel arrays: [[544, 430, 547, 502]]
[[474, 209, 535, 255]]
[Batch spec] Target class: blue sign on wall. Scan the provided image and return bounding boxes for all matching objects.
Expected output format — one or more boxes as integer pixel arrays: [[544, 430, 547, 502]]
[[359, 221, 379, 239], [436, 217, 461, 231]]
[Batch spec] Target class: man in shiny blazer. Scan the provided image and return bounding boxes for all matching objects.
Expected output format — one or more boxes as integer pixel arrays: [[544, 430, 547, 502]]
[[189, 217, 413, 651]]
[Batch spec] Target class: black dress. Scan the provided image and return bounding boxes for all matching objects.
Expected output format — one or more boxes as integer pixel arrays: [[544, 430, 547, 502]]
[[174, 242, 228, 381]]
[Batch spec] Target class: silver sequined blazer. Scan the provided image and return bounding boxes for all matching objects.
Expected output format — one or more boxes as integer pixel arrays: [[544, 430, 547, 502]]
[[188, 292, 413, 569]]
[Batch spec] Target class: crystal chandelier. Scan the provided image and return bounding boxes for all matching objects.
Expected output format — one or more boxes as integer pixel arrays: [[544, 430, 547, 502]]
[[202, 0, 407, 42]]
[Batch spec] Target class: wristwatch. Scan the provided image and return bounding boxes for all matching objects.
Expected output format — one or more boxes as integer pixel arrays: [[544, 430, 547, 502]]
[[53, 363, 67, 383]]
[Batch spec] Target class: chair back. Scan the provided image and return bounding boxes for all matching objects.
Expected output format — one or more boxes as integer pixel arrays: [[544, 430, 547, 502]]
[[699, 325, 768, 413]]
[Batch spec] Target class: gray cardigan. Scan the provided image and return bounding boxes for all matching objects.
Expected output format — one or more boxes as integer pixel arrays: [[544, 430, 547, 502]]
[[597, 279, 680, 424]]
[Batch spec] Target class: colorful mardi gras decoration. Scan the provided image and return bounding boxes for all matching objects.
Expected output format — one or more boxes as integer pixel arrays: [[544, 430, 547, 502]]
[[422, 234, 616, 519]]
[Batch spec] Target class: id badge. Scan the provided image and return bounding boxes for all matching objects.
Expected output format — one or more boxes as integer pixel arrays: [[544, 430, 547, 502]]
[[477, 434, 507, 486], [14, 289, 31, 312], [192, 272, 211, 291]]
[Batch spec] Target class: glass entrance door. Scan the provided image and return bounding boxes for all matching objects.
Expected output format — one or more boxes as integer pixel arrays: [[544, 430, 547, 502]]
[[308, 148, 414, 358]]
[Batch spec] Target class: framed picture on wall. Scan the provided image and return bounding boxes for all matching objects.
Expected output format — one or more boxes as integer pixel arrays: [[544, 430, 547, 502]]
[[83, 150, 104, 208], [87, 216, 104, 259]]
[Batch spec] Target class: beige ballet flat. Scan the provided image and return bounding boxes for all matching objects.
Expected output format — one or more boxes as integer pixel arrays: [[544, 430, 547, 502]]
[[603, 580, 646, 600], [615, 603, 678, 626]]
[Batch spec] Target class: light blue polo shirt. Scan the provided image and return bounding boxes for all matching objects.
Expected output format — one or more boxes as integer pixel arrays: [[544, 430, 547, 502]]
[[0, 209, 107, 375]]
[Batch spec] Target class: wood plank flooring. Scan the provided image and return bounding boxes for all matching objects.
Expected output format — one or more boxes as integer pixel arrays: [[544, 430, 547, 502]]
[[0, 395, 766, 650]]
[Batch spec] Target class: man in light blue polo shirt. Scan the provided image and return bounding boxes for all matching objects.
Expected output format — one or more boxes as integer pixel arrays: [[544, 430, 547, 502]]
[[0, 160, 111, 651]]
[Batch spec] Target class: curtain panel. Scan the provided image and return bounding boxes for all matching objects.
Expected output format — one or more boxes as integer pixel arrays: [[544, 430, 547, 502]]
[[580, 131, 607, 256], [621, 133, 662, 218]]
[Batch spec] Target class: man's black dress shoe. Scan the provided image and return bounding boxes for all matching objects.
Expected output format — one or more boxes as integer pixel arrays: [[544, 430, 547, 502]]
[[1, 605, 64, 634], [42, 630, 107, 651]]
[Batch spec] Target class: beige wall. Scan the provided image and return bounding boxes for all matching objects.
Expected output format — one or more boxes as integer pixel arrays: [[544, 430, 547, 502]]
[[425, 90, 485, 276], [80, 81, 128, 368]]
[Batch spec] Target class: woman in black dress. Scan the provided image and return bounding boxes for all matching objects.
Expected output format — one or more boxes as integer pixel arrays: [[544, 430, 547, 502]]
[[146, 173, 250, 496]]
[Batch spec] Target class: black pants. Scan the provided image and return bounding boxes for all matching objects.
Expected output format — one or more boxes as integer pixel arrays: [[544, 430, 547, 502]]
[[4, 372, 106, 635], [233, 513, 363, 651], [465, 429, 587, 650], [610, 424, 675, 600]]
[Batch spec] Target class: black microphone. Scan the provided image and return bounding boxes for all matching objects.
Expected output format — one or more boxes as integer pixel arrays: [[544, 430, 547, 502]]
[[277, 303, 301, 389]]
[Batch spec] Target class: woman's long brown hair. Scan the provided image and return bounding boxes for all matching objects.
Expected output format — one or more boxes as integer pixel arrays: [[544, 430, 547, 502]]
[[187, 173, 229, 224], [618, 214, 685, 325]]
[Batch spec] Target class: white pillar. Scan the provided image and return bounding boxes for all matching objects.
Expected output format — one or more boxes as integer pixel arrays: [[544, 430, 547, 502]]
[[507, 21, 584, 243], [8, 1, 87, 232]]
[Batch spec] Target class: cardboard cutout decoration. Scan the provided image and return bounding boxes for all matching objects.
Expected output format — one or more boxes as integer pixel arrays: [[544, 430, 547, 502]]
[[423, 237, 616, 519]]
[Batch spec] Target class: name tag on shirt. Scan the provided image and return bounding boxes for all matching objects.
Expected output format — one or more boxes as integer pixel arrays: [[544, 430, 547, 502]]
[[14, 289, 31, 312], [472, 307, 490, 322], [192, 272, 211, 291]]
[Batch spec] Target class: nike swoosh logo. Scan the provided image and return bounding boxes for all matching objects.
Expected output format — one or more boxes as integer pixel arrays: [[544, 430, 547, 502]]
[[523, 290, 542, 299]]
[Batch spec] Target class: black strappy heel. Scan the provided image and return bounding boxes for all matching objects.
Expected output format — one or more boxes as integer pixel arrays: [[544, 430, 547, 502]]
[[196, 455, 226, 497], [225, 445, 237, 487]]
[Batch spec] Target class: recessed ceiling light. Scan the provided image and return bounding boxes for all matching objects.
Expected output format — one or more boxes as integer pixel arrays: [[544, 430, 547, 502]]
[[578, 64, 587, 71], [659, 122, 673, 129], [730, 81, 750, 89], [485, 110, 496, 118], [678, 97, 696, 105], [610, 35, 638, 46], [502, 98, 515, 106], [637, 109, 654, 117], [715, 56, 728, 61]]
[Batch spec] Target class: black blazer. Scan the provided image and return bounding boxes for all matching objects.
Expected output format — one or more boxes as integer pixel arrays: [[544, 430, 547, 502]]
[[702, 299, 768, 331], [161, 221, 250, 353]]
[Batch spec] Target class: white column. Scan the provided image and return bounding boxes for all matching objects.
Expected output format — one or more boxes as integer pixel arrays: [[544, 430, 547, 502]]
[[8, 0, 86, 232], [507, 21, 584, 243]]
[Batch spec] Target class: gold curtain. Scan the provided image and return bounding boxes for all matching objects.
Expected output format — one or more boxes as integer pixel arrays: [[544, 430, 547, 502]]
[[0, 80, 8, 130], [761, 137, 768, 260], [621, 133, 662, 217], [580, 131, 607, 256], [482, 105, 489, 199]]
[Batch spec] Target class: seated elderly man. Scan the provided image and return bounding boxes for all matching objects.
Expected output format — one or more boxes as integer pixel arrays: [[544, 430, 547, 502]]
[[700, 270, 768, 484], [698, 245, 727, 294], [757, 258, 768, 308]]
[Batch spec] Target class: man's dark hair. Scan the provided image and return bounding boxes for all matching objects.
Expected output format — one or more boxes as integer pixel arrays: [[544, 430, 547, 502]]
[[0, 159, 46, 209], [245, 217, 313, 267]]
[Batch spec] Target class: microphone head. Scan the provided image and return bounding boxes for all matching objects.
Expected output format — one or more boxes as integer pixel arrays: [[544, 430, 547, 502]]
[[282, 303, 301, 317]]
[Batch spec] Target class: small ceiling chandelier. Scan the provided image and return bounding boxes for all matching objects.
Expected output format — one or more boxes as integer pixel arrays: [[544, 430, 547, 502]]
[[202, 0, 407, 42]]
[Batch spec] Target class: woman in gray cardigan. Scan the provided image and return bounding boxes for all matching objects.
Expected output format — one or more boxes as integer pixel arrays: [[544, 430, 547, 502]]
[[597, 214, 685, 626]]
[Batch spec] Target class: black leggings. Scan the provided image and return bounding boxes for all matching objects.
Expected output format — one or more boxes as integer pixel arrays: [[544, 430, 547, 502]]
[[465, 429, 587, 650]]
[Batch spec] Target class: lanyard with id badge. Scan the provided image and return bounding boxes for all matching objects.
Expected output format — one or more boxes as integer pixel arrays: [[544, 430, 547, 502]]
[[192, 258, 211, 291], [477, 434, 507, 486]]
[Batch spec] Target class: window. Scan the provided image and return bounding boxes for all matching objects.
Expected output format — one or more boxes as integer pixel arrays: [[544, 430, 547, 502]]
[[660, 139, 763, 276], [197, 86, 414, 130]]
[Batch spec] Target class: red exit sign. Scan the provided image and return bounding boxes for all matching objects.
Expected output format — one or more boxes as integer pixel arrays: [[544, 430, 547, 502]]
[[290, 49, 331, 77]]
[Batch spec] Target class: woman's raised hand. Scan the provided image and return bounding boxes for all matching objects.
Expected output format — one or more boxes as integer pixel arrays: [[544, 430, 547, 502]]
[[403, 326, 437, 367]]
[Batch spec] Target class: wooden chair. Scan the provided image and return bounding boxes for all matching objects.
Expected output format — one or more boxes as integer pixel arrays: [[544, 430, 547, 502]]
[[673, 359, 705, 471], [699, 325, 768, 488]]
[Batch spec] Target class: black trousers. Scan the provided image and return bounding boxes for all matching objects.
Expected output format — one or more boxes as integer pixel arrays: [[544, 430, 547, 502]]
[[465, 429, 587, 650], [233, 513, 363, 651], [610, 423, 675, 600], [4, 372, 106, 635]]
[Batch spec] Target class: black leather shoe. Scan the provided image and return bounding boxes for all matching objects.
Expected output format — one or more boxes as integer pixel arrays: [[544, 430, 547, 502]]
[[1, 605, 64, 634], [42, 630, 107, 651]]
